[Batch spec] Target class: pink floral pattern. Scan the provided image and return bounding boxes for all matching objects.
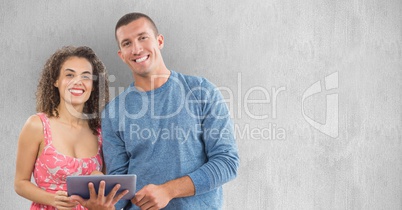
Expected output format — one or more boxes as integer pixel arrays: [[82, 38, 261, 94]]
[[31, 113, 103, 210]]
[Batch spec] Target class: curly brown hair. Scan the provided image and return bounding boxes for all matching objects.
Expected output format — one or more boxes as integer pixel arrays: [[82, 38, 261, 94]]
[[36, 46, 109, 135]]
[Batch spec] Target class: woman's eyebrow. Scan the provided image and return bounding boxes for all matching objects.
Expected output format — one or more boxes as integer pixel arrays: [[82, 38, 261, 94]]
[[64, 68, 92, 74]]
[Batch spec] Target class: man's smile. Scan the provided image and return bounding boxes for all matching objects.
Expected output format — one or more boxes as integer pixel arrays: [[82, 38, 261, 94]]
[[134, 55, 149, 63]]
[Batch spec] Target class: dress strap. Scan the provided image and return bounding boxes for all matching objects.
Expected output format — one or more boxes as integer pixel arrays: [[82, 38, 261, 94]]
[[36, 113, 52, 145]]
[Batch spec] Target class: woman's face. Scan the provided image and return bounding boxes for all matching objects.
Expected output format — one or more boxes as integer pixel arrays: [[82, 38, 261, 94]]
[[54, 56, 94, 108]]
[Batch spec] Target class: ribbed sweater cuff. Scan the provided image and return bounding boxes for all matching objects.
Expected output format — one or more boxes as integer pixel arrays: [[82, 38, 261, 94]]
[[188, 168, 212, 195]]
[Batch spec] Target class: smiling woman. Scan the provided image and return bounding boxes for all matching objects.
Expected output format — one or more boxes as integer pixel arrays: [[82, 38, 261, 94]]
[[55, 57, 95, 111], [36, 46, 108, 132], [14, 46, 128, 210]]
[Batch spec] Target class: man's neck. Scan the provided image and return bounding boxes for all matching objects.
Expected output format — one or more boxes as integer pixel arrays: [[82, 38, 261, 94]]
[[133, 68, 171, 92]]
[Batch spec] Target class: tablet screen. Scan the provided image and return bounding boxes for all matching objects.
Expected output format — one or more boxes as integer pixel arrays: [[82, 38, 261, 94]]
[[66, 174, 136, 200]]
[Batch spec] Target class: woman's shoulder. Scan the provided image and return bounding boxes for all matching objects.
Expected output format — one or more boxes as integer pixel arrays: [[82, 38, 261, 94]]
[[16, 114, 45, 146], [21, 114, 44, 136]]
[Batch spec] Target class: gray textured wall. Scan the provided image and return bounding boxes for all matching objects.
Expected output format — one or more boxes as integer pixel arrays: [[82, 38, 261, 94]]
[[1, 0, 401, 209]]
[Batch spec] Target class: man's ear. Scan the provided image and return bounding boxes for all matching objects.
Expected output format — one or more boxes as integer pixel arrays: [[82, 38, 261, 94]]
[[157, 34, 164, 49], [117, 50, 125, 62]]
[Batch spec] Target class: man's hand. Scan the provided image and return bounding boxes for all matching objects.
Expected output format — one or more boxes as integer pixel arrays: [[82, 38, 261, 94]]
[[132, 176, 195, 209], [131, 184, 172, 210], [71, 181, 129, 210]]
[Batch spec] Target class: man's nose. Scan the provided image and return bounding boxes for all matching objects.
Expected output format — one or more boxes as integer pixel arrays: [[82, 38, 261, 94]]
[[131, 43, 143, 55]]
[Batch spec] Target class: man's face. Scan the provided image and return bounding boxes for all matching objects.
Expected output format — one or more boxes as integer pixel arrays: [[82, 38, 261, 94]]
[[116, 18, 164, 77]]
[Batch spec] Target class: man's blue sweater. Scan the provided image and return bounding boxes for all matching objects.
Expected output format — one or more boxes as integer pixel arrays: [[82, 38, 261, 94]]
[[102, 70, 239, 209]]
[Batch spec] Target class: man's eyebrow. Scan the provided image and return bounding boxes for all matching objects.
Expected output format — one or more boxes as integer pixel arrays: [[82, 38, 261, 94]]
[[120, 38, 130, 44], [138, 32, 149, 36], [119, 32, 150, 45]]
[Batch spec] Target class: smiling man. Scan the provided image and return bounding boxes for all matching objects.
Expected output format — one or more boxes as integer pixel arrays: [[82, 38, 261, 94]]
[[102, 12, 239, 210]]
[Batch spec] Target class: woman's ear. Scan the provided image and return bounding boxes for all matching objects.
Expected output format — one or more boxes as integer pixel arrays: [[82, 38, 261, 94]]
[[54, 80, 59, 88]]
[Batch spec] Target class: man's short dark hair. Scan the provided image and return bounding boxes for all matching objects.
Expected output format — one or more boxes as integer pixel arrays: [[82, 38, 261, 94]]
[[115, 12, 159, 43]]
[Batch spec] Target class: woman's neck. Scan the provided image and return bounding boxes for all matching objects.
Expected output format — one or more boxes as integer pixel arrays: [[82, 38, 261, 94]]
[[56, 103, 86, 127]]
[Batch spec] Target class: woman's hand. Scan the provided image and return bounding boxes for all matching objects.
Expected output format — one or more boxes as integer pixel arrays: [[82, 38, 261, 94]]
[[53, 191, 78, 210]]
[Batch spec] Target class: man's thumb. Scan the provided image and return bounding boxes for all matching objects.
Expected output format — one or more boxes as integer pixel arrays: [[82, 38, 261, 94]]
[[70, 195, 85, 206]]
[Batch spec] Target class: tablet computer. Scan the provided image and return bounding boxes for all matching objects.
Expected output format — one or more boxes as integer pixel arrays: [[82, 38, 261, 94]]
[[66, 174, 136, 200]]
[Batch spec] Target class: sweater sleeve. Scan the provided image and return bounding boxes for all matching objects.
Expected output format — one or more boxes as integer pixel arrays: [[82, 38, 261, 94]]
[[101, 104, 130, 209], [187, 78, 240, 195]]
